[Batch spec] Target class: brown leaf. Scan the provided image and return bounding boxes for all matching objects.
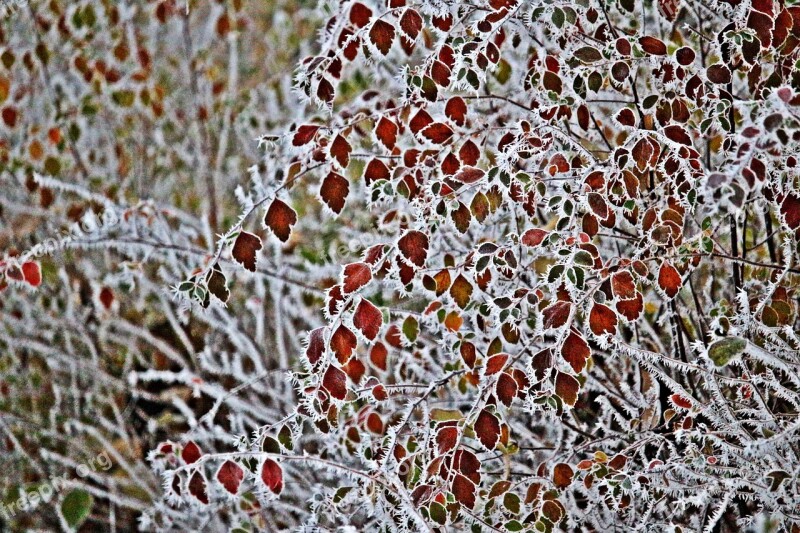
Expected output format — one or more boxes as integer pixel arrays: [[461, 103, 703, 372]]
[[454, 166, 484, 184], [450, 274, 473, 309], [437, 426, 458, 454], [452, 474, 476, 509], [611, 271, 637, 300], [496, 372, 518, 406], [555, 371, 580, 406], [553, 463, 574, 489]]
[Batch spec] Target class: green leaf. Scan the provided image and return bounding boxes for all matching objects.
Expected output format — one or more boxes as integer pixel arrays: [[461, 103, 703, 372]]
[[708, 337, 746, 367], [61, 489, 93, 529], [402, 316, 419, 343]]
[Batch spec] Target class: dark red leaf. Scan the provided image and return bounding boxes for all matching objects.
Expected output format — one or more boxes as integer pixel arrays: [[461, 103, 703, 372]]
[[261, 458, 284, 494], [452, 474, 476, 509], [486, 353, 509, 375], [553, 463, 574, 489], [398, 230, 428, 267], [639, 36, 667, 55], [364, 158, 391, 184], [217, 460, 244, 495], [330, 133, 351, 168], [445, 97, 467, 126], [562, 330, 590, 373], [322, 364, 347, 400], [353, 299, 382, 341], [474, 409, 500, 450], [320, 172, 349, 214], [399, 9, 423, 39], [343, 262, 372, 293], [188, 471, 208, 504], [555, 371, 579, 406], [292, 125, 319, 146], [349, 2, 372, 28], [182, 441, 202, 464], [421, 122, 454, 144], [543, 301, 571, 329], [409, 108, 433, 134], [496, 373, 518, 406], [375, 117, 398, 149], [21, 262, 42, 287], [264, 199, 297, 242], [231, 231, 262, 272], [454, 166, 484, 184], [658, 261, 682, 298], [330, 325, 358, 363], [306, 327, 325, 365], [589, 303, 617, 336], [611, 271, 636, 300], [663, 125, 692, 146], [437, 426, 458, 454], [369, 20, 395, 55]]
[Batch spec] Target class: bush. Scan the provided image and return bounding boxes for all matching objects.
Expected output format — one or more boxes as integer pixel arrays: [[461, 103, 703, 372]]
[[2, 0, 800, 531]]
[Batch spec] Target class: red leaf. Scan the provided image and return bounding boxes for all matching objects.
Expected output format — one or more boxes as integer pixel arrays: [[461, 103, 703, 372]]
[[485, 353, 508, 375], [458, 140, 480, 166], [330, 325, 358, 363], [231, 231, 263, 272], [421, 122, 454, 144], [261, 458, 284, 494], [353, 299, 382, 341], [658, 262, 682, 298], [474, 409, 500, 450], [349, 2, 372, 28], [496, 373, 518, 407], [555, 371, 579, 406], [543, 301, 571, 329], [398, 230, 428, 267], [409, 108, 433, 134], [2, 107, 18, 128], [182, 441, 202, 464], [561, 330, 590, 373], [320, 172, 349, 214], [452, 474, 476, 509], [217, 460, 244, 495], [399, 9, 423, 39], [611, 271, 636, 300], [670, 394, 692, 409], [343, 262, 372, 293], [589, 303, 617, 336], [99, 287, 114, 309], [454, 166, 484, 184], [521, 229, 548, 247], [780, 194, 800, 229], [553, 463, 574, 489], [369, 20, 395, 55], [364, 158, 391, 184], [639, 36, 667, 55], [370, 342, 388, 370], [437, 426, 458, 454], [316, 77, 335, 104], [292, 125, 319, 146], [188, 471, 208, 504], [322, 364, 347, 400], [432, 13, 453, 31], [375, 117, 398, 149], [616, 293, 644, 321], [330, 134, 351, 168], [663, 125, 692, 146], [21, 262, 42, 287], [306, 327, 325, 365], [264, 199, 297, 242]]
